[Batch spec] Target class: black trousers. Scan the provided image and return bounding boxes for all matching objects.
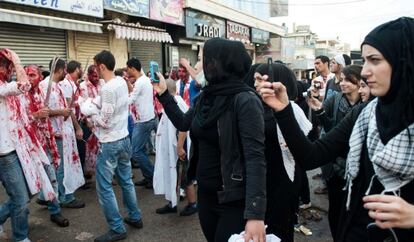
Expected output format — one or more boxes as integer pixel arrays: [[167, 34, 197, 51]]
[[198, 188, 246, 242], [327, 176, 346, 239]]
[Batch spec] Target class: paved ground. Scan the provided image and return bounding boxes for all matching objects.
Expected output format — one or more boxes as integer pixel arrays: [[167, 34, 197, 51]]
[[0, 165, 332, 242]]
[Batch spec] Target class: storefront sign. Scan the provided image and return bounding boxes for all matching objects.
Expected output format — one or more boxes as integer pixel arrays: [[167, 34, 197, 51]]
[[251, 28, 269, 44], [185, 10, 225, 40], [1, 0, 103, 18], [104, 0, 149, 18], [226, 20, 250, 44], [149, 0, 184, 26]]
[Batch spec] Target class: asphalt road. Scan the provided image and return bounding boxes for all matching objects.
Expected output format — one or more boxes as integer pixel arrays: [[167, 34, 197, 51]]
[[0, 166, 332, 242]]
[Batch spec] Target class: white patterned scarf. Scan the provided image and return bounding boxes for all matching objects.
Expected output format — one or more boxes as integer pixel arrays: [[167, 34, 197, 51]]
[[345, 98, 414, 209], [277, 102, 313, 181]]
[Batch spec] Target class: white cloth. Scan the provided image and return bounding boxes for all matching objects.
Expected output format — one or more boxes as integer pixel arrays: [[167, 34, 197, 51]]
[[0, 82, 20, 154], [94, 76, 129, 143], [0, 81, 55, 201], [228, 232, 280, 242], [129, 75, 155, 123], [59, 78, 77, 99], [333, 54, 346, 67], [277, 101, 312, 181], [39, 77, 85, 194], [153, 96, 190, 207]]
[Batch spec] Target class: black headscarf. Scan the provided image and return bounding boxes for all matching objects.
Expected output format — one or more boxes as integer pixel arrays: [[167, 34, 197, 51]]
[[361, 17, 414, 143], [255, 63, 298, 101], [194, 38, 253, 128]]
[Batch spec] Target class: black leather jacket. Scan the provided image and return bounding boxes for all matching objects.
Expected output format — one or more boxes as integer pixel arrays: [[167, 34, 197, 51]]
[[158, 91, 267, 220]]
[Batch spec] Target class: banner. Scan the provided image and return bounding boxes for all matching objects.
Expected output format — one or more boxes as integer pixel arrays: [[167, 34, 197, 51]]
[[1, 0, 103, 17], [103, 0, 149, 18], [149, 0, 184, 26]]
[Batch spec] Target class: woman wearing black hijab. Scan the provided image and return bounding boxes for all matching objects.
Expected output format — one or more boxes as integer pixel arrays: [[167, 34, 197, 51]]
[[154, 38, 266, 242], [256, 17, 414, 242], [245, 63, 305, 241]]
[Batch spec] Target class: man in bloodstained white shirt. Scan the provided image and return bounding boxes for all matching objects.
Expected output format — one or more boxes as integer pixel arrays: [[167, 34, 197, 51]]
[[126, 58, 156, 189], [60, 60, 87, 178], [0, 49, 55, 242], [39, 58, 85, 209], [88, 50, 142, 242]]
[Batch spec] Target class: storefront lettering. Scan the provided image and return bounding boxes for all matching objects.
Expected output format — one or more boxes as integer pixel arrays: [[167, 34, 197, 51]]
[[18, 0, 59, 8], [228, 24, 249, 37], [196, 23, 220, 38]]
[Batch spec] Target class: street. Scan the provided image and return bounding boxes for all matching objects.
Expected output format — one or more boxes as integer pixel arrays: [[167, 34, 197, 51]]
[[0, 168, 332, 242]]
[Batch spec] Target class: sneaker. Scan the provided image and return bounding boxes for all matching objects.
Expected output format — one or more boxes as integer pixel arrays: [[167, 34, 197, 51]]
[[134, 179, 149, 186], [314, 186, 328, 194], [36, 198, 48, 206], [155, 204, 177, 214], [61, 199, 85, 209], [299, 202, 312, 210], [123, 217, 143, 229], [50, 213, 69, 227], [179, 203, 198, 216], [298, 225, 312, 236], [94, 230, 127, 242]]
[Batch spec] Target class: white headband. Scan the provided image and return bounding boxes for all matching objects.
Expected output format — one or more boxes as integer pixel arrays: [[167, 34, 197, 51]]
[[333, 54, 346, 67]]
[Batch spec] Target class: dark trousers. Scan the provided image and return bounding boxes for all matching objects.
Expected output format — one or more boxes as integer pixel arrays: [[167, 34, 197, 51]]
[[198, 188, 246, 242], [299, 168, 311, 204], [76, 120, 92, 171], [327, 176, 346, 239]]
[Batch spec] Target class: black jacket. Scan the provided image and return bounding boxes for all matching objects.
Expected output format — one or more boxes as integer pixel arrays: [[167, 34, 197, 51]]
[[157, 90, 267, 220]]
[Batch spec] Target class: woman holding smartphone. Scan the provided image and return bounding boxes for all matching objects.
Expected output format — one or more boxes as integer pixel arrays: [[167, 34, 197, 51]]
[[154, 38, 266, 242]]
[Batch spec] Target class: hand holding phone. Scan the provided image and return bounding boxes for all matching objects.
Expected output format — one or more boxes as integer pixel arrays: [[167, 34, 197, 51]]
[[150, 61, 160, 83]]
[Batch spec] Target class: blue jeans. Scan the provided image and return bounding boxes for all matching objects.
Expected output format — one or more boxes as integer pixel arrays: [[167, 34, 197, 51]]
[[55, 139, 75, 204], [96, 137, 141, 233], [0, 152, 30, 241], [131, 119, 156, 180]]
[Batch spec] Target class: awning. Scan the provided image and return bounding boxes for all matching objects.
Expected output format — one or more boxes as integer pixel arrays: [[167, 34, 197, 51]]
[[106, 20, 173, 43], [0, 8, 103, 33]]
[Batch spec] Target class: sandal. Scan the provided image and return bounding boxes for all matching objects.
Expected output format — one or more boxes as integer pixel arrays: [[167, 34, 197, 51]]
[[299, 225, 312, 236], [50, 213, 69, 227]]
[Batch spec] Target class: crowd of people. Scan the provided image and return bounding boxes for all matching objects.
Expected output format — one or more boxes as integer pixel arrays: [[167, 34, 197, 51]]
[[0, 16, 413, 242]]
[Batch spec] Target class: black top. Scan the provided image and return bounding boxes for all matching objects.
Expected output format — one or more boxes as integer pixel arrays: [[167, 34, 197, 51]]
[[274, 103, 414, 242], [190, 120, 222, 191], [324, 77, 341, 101], [263, 106, 298, 241]]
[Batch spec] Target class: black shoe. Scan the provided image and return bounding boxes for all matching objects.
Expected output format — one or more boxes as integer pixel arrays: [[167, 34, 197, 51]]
[[36, 198, 48, 206], [50, 213, 69, 227], [144, 182, 153, 189], [179, 204, 198, 216], [80, 183, 92, 190], [94, 230, 127, 242], [61, 199, 85, 209], [155, 204, 177, 214], [124, 217, 143, 229], [134, 179, 148, 186]]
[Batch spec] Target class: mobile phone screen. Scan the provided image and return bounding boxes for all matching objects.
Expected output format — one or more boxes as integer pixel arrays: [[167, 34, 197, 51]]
[[150, 61, 160, 83]]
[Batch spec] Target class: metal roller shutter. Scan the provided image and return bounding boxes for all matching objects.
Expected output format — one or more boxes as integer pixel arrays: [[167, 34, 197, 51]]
[[129, 41, 162, 73], [0, 23, 67, 68], [74, 31, 110, 67], [178, 46, 197, 67]]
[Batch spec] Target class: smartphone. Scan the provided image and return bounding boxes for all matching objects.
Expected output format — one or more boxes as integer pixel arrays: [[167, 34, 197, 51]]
[[149, 61, 160, 83]]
